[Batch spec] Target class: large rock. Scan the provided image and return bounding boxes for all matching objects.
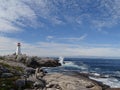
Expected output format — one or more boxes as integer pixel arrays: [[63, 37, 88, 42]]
[[26, 57, 61, 68], [16, 55, 27, 63], [44, 73, 102, 90], [33, 79, 46, 90], [0, 65, 9, 73], [26, 57, 40, 68], [37, 59, 61, 67], [25, 67, 35, 76], [1, 73, 14, 78], [15, 79, 25, 89]]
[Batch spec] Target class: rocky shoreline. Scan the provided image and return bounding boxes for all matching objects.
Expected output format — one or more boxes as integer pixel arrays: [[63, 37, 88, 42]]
[[0, 55, 119, 90]]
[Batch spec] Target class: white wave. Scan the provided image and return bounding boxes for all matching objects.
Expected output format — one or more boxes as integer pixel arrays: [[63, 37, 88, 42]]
[[89, 76, 120, 88], [62, 61, 88, 70], [114, 71, 120, 76], [91, 72, 101, 77], [58, 56, 64, 65], [115, 71, 120, 74]]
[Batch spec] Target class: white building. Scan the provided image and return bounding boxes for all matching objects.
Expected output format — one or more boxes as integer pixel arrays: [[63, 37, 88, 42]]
[[16, 43, 21, 55]]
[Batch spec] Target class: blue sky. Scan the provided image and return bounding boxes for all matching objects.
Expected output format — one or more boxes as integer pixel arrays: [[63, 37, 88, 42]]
[[1, 0, 120, 57]]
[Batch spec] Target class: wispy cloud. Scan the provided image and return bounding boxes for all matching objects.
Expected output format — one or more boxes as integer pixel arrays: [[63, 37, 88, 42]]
[[1, 35, 120, 57], [0, 0, 37, 33], [1, 0, 120, 33], [24, 42, 120, 57], [58, 34, 87, 41], [19, 42, 120, 57], [0, 36, 19, 54], [46, 36, 54, 41], [48, 0, 120, 30], [46, 36, 54, 39]]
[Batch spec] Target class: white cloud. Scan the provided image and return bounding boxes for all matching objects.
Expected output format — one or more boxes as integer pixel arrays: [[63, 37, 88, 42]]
[[46, 36, 54, 39], [46, 36, 54, 41], [58, 34, 87, 41], [0, 36, 120, 58], [90, 0, 120, 30], [50, 0, 120, 29], [0, 0, 37, 33], [0, 36, 20, 55], [24, 0, 52, 17], [1, 0, 120, 33], [51, 16, 64, 25], [0, 19, 20, 32], [23, 42, 120, 57]]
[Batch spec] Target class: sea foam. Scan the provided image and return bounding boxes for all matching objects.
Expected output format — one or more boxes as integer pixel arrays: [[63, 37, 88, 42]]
[[89, 76, 120, 88]]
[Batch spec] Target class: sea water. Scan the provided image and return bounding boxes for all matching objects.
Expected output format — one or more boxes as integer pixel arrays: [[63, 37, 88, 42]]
[[45, 58, 120, 88]]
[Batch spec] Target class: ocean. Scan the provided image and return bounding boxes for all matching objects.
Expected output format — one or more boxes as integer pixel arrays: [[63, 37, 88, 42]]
[[45, 58, 120, 88]]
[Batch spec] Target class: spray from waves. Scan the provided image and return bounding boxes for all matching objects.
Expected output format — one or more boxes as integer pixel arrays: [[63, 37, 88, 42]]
[[58, 57, 88, 70], [58, 56, 64, 65]]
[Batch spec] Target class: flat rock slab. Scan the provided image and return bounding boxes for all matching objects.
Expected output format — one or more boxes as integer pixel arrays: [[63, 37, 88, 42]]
[[44, 73, 102, 90]]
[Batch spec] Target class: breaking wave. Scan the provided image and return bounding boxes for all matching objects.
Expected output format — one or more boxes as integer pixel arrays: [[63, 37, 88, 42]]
[[61, 61, 88, 70], [89, 76, 120, 88]]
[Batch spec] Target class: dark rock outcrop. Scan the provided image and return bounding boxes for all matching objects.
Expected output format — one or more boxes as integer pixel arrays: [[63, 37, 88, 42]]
[[25, 67, 35, 76], [0, 65, 9, 73], [26, 57, 61, 68], [26, 57, 40, 68], [37, 59, 61, 67], [15, 79, 26, 89], [0, 55, 61, 68], [1, 73, 14, 78], [33, 79, 46, 90]]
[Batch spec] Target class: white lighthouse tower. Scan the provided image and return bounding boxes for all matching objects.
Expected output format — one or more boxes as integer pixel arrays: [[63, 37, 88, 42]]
[[16, 43, 21, 55]]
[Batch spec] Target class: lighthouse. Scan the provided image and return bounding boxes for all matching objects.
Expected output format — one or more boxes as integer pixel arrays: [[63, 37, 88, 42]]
[[16, 43, 21, 55]]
